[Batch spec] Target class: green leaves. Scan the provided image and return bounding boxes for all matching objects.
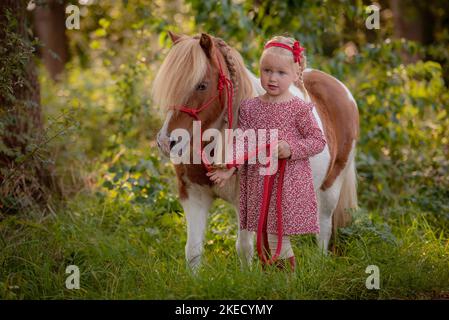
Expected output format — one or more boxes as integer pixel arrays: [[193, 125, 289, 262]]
[[339, 208, 398, 246], [101, 152, 182, 217], [335, 40, 449, 214]]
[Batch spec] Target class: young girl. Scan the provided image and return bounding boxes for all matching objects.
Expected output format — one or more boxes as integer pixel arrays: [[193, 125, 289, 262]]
[[207, 36, 326, 272]]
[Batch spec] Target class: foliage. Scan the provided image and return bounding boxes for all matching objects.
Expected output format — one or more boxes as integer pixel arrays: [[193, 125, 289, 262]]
[[334, 41, 449, 217], [101, 150, 182, 214], [0, 7, 59, 214]]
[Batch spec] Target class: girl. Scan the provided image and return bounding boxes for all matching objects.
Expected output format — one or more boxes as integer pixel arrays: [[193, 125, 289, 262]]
[[207, 36, 326, 272]]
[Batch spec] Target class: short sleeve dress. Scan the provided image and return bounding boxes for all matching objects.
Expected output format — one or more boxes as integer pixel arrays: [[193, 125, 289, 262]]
[[235, 96, 326, 235]]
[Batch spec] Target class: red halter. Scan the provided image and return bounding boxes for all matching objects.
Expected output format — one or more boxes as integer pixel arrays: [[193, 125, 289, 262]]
[[264, 40, 305, 64], [172, 51, 234, 172]]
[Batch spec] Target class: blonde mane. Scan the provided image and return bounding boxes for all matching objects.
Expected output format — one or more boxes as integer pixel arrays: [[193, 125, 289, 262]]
[[151, 35, 254, 124], [215, 40, 254, 127], [152, 36, 208, 111]]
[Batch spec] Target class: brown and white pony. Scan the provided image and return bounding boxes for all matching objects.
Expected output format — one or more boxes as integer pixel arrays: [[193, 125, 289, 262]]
[[152, 32, 359, 271]]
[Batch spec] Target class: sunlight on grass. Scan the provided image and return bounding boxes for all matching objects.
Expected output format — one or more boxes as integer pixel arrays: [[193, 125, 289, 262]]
[[1, 194, 448, 299]]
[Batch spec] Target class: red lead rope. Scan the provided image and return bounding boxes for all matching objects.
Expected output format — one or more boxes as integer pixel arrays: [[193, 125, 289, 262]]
[[226, 144, 286, 266], [175, 52, 285, 268], [257, 158, 287, 265]]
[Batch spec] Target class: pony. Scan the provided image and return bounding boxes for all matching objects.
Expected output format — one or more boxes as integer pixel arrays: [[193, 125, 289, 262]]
[[152, 32, 359, 271]]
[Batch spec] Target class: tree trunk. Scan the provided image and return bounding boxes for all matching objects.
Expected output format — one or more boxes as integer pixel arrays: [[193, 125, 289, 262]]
[[0, 0, 55, 215], [390, 0, 434, 62], [33, 0, 69, 80]]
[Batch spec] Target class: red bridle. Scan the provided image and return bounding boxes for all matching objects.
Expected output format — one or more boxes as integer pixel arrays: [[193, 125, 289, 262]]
[[171, 51, 234, 172]]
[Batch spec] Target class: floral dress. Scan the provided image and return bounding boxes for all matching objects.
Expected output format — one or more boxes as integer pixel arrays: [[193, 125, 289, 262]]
[[234, 96, 326, 235]]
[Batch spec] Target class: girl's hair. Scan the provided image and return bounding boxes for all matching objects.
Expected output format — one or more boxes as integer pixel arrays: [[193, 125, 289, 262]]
[[262, 35, 310, 102]]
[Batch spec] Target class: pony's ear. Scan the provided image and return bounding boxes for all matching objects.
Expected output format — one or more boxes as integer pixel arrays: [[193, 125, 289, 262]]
[[168, 31, 181, 44], [199, 33, 214, 59]]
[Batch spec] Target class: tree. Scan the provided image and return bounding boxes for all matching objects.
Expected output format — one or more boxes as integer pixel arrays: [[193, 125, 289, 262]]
[[0, 0, 56, 215], [33, 0, 69, 80]]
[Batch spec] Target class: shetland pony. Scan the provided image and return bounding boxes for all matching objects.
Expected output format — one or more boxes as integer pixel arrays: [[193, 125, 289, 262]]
[[152, 32, 359, 270]]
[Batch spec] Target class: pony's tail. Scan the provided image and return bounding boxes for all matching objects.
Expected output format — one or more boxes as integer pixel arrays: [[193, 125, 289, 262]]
[[332, 150, 358, 234]]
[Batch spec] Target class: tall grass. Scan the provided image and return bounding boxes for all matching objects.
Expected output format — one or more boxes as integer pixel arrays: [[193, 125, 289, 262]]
[[1, 194, 448, 299]]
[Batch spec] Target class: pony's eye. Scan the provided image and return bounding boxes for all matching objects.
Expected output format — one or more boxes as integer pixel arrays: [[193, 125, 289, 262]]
[[196, 82, 208, 91]]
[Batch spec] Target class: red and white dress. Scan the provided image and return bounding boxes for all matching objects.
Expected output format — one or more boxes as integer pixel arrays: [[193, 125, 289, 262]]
[[234, 96, 326, 235]]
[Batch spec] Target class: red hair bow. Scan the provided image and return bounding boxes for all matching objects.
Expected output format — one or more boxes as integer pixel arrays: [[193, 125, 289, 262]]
[[264, 40, 305, 64], [292, 41, 305, 63]]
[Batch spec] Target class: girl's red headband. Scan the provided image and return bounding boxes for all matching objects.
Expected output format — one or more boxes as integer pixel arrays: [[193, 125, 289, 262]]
[[264, 40, 305, 64]]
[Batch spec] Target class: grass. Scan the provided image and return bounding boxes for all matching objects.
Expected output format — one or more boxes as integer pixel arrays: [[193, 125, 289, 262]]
[[1, 193, 448, 300]]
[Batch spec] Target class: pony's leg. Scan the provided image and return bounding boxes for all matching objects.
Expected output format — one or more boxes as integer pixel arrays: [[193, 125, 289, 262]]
[[235, 226, 254, 270], [230, 195, 254, 269], [316, 173, 345, 254], [181, 185, 213, 272]]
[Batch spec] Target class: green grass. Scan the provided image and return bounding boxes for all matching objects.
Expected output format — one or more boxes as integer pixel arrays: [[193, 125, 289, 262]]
[[0, 194, 448, 299]]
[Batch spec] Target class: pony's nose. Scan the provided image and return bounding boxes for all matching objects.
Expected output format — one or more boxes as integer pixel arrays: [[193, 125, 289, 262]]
[[170, 140, 176, 150], [156, 131, 170, 155]]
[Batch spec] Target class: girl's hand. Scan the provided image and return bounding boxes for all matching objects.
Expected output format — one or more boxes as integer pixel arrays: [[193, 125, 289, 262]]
[[277, 140, 292, 159], [210, 163, 227, 170], [206, 168, 235, 188]]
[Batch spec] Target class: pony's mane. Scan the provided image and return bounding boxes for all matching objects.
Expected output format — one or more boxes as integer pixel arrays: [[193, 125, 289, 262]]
[[215, 39, 254, 127], [152, 35, 254, 124], [152, 36, 208, 111]]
